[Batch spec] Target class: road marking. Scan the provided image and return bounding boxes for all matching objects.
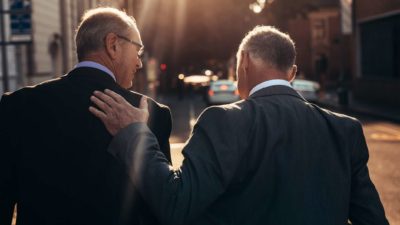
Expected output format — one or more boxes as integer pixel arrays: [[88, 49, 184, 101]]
[[369, 133, 400, 141], [367, 123, 400, 141], [374, 126, 400, 135]]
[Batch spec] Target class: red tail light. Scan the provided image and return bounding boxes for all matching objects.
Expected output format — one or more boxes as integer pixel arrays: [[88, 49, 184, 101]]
[[234, 89, 239, 96], [208, 90, 214, 96]]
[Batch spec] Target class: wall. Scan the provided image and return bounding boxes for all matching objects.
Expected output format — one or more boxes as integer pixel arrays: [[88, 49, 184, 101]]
[[353, 0, 400, 106], [356, 0, 400, 21], [288, 15, 312, 79], [32, 0, 61, 76]]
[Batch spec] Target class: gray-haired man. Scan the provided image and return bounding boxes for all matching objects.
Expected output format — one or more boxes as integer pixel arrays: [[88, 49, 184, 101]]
[[0, 7, 171, 225], [91, 26, 388, 225]]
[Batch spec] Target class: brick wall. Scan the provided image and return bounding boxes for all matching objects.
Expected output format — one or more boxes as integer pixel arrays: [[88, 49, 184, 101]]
[[288, 16, 312, 79]]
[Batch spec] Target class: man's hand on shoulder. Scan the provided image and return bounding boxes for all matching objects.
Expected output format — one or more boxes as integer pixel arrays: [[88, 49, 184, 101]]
[[89, 89, 149, 136]]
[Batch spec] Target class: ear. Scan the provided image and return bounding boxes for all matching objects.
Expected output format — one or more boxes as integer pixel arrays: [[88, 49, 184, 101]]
[[104, 33, 119, 60], [288, 65, 297, 82], [240, 50, 250, 72]]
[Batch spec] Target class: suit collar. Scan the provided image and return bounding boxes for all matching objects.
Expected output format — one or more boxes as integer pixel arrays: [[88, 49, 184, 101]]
[[75, 61, 116, 81], [64, 67, 117, 86], [249, 79, 291, 96], [249, 85, 307, 102]]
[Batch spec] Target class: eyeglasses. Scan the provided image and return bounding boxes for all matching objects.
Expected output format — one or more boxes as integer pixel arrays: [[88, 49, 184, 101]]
[[116, 34, 144, 57]]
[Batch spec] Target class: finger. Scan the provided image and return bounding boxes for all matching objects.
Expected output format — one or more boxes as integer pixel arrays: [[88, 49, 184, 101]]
[[90, 95, 112, 113], [89, 106, 107, 120], [93, 91, 117, 108], [104, 89, 126, 104], [139, 96, 148, 111], [103, 89, 137, 113]]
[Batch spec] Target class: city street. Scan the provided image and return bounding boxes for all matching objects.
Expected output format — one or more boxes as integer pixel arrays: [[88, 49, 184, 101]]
[[158, 94, 208, 167], [2, 0, 399, 224], [160, 94, 400, 225]]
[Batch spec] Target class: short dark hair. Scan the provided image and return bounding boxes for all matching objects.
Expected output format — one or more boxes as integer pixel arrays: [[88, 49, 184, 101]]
[[237, 26, 296, 72]]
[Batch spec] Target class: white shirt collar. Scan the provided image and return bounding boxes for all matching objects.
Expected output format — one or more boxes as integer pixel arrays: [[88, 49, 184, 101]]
[[249, 79, 292, 96], [75, 61, 116, 81]]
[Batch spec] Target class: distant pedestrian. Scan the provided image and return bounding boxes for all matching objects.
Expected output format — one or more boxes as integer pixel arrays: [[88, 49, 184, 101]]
[[48, 33, 61, 77], [0, 7, 171, 225], [91, 26, 388, 225], [315, 53, 328, 92]]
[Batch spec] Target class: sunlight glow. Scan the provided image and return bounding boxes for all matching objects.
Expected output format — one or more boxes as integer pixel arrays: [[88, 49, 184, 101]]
[[173, 0, 187, 60], [136, 0, 187, 62], [249, 3, 263, 14], [250, 0, 274, 14]]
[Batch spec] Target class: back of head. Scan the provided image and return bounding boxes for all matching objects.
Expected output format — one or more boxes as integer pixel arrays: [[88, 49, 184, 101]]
[[238, 26, 296, 73], [75, 7, 137, 61]]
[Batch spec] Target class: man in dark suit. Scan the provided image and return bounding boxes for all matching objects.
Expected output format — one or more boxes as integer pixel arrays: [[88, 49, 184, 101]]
[[0, 7, 171, 225], [90, 26, 388, 225]]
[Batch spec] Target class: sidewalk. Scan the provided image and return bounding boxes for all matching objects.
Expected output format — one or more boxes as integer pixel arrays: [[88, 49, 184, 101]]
[[316, 91, 400, 123]]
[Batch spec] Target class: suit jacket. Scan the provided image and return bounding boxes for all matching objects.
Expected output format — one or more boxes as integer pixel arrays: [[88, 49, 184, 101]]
[[108, 85, 388, 225], [0, 67, 172, 225]]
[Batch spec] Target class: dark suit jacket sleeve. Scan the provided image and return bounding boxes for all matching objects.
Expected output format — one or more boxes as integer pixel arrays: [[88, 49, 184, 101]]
[[157, 106, 172, 163], [0, 94, 18, 225], [348, 122, 389, 225], [108, 107, 243, 225]]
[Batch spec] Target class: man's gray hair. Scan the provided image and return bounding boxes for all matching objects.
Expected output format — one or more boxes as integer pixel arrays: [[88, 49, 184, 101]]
[[75, 7, 137, 61], [237, 26, 296, 72]]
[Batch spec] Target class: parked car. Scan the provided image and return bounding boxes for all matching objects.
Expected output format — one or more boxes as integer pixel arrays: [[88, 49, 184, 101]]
[[291, 79, 320, 102], [206, 80, 240, 105]]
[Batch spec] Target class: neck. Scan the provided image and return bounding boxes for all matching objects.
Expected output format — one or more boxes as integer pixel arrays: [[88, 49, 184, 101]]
[[82, 52, 115, 74], [249, 68, 289, 92]]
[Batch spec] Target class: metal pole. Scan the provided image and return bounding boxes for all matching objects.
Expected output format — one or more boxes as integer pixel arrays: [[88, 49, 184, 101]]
[[0, 0, 10, 92]]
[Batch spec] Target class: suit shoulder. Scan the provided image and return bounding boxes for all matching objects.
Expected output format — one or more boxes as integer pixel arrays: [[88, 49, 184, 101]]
[[0, 85, 36, 102], [0, 87, 35, 117], [195, 100, 254, 151], [197, 99, 251, 126], [200, 101, 240, 115], [2, 77, 64, 98], [127, 90, 170, 112], [312, 104, 362, 129]]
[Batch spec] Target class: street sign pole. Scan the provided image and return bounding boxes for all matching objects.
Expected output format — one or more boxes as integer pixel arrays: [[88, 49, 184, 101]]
[[0, 0, 10, 92]]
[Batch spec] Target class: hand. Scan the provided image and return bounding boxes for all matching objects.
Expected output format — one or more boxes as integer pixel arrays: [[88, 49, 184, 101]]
[[89, 89, 149, 136]]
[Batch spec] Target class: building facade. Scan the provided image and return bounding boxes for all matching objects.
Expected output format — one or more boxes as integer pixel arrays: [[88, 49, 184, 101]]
[[0, 0, 128, 94], [353, 0, 400, 106], [288, 5, 351, 91]]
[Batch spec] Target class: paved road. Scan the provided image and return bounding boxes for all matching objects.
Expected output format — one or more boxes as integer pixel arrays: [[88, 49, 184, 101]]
[[361, 119, 400, 224], [158, 94, 400, 225], [158, 94, 207, 168]]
